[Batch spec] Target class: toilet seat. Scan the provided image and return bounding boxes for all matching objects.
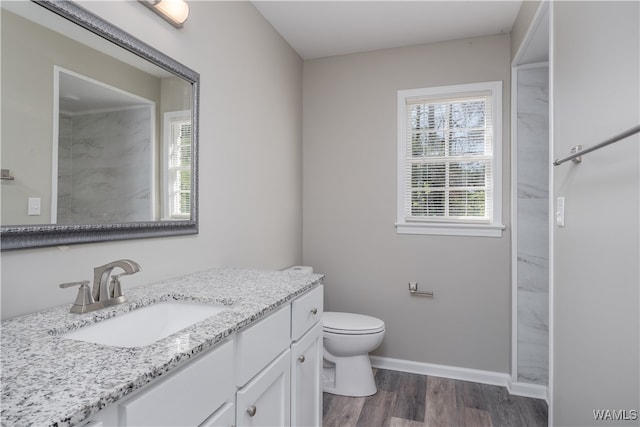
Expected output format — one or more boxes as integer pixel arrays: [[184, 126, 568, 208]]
[[323, 312, 385, 335]]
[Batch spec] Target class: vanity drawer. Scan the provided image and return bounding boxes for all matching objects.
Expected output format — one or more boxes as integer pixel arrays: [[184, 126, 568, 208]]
[[120, 339, 234, 426], [236, 304, 291, 387], [291, 285, 324, 341]]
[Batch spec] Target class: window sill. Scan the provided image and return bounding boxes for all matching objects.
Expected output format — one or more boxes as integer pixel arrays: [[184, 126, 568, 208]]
[[395, 222, 505, 237]]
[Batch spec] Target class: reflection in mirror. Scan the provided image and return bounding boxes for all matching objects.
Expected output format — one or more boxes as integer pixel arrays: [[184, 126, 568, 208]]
[[0, 0, 199, 250], [163, 109, 192, 220], [55, 67, 156, 224]]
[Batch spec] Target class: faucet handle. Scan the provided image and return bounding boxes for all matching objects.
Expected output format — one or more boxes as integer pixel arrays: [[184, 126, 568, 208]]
[[60, 281, 95, 312], [59, 280, 90, 289], [109, 275, 124, 298]]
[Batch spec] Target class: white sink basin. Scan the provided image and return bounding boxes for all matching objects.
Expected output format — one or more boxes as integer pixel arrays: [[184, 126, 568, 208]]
[[62, 301, 228, 348]]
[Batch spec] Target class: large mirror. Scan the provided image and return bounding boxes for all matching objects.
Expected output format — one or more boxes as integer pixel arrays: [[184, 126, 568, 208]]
[[1, 0, 199, 250]]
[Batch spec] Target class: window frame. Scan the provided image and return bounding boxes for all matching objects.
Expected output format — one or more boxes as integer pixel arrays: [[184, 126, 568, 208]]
[[396, 81, 504, 237]]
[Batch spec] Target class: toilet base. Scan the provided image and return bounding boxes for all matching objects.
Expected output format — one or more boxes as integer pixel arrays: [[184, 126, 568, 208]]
[[322, 354, 377, 397]]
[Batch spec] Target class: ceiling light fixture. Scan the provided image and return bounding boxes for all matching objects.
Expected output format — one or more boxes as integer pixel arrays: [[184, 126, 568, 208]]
[[139, 0, 189, 29]]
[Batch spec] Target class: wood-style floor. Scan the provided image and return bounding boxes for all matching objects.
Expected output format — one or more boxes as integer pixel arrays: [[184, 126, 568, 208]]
[[322, 369, 548, 427]]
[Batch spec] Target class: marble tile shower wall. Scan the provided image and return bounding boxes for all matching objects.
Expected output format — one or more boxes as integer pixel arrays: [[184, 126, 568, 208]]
[[516, 66, 549, 385], [57, 107, 152, 224], [58, 116, 73, 221]]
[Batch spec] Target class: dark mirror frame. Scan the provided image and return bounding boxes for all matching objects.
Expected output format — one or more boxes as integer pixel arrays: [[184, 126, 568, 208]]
[[1, 0, 199, 251]]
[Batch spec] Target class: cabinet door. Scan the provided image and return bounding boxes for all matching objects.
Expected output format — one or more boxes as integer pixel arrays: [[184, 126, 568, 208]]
[[291, 322, 322, 427], [236, 349, 291, 427]]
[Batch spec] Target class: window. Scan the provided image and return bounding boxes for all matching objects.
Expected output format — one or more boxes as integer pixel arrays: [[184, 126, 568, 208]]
[[396, 82, 504, 237], [164, 111, 192, 219]]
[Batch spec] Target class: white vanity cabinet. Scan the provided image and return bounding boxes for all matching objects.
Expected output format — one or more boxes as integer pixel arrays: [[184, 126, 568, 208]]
[[120, 340, 234, 426], [82, 284, 324, 427], [83, 339, 236, 427], [235, 305, 291, 387], [200, 402, 235, 427], [235, 304, 292, 426], [236, 349, 291, 426], [290, 285, 324, 427], [235, 284, 323, 427], [291, 322, 323, 426]]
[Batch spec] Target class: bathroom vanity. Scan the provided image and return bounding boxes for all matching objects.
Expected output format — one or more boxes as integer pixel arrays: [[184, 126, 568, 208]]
[[0, 268, 324, 426]]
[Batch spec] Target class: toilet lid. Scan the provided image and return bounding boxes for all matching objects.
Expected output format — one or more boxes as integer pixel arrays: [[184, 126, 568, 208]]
[[323, 312, 385, 334]]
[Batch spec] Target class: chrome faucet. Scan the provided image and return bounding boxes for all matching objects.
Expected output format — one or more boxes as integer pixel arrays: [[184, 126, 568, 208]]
[[60, 259, 141, 314], [93, 259, 141, 306]]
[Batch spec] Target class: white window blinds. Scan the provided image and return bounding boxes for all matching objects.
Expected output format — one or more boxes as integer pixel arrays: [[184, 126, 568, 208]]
[[167, 115, 191, 219], [405, 91, 493, 222]]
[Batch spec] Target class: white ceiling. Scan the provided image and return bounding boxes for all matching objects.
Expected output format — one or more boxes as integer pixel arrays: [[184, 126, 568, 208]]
[[252, 1, 523, 60], [59, 72, 151, 116]]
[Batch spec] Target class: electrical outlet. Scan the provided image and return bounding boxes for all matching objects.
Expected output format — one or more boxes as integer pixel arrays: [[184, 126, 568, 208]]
[[28, 197, 41, 216]]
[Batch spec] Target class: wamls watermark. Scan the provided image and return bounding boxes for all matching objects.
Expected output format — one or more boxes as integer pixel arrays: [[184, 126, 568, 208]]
[[593, 409, 638, 421]]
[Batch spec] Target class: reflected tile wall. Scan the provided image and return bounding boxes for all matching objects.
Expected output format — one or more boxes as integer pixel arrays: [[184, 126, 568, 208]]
[[57, 117, 73, 221], [57, 107, 152, 224], [516, 66, 549, 385]]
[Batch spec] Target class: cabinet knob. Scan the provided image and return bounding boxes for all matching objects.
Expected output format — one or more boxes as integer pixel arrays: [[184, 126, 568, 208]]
[[247, 405, 257, 417], [298, 354, 306, 363], [310, 307, 318, 315]]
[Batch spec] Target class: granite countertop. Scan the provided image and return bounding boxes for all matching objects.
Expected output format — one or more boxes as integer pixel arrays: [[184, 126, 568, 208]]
[[0, 268, 324, 427]]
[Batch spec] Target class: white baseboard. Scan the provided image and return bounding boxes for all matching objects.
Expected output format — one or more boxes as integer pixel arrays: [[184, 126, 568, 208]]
[[507, 378, 549, 402], [370, 356, 548, 402]]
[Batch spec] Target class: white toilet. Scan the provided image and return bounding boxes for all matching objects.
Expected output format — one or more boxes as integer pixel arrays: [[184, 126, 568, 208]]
[[283, 266, 385, 397], [322, 311, 385, 397]]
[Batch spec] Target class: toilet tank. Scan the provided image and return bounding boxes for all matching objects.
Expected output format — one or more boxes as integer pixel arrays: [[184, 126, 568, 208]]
[[284, 266, 313, 274]]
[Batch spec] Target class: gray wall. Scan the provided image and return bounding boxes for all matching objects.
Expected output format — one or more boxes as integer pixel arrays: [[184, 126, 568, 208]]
[[303, 34, 512, 373], [1, 1, 303, 319], [553, 2, 639, 425]]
